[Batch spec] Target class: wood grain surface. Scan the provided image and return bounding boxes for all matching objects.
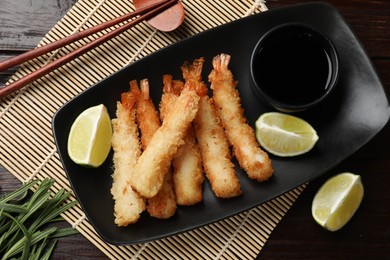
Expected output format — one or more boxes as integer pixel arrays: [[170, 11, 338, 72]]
[[1, 0, 390, 259]]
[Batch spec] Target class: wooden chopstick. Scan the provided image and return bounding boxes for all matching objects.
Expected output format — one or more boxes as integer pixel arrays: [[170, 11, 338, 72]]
[[0, 0, 177, 98]]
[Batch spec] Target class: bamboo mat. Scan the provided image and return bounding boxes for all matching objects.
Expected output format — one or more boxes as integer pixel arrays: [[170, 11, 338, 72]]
[[0, 0, 307, 259]]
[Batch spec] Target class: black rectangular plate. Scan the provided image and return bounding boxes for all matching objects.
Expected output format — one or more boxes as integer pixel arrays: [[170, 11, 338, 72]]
[[52, 2, 390, 245]]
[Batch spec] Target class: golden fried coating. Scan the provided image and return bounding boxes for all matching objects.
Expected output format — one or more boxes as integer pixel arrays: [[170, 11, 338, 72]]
[[194, 97, 242, 198], [132, 79, 177, 219], [182, 58, 242, 198], [161, 75, 204, 205], [145, 171, 176, 218], [130, 88, 200, 198], [209, 53, 273, 182], [130, 80, 159, 150], [111, 92, 145, 226], [110, 54, 273, 226]]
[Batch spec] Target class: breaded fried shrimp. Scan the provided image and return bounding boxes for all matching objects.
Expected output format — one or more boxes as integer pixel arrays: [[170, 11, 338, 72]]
[[130, 88, 200, 198], [161, 75, 204, 205], [182, 58, 242, 198], [131, 79, 176, 218], [111, 90, 145, 226], [209, 54, 273, 181], [159, 75, 184, 121]]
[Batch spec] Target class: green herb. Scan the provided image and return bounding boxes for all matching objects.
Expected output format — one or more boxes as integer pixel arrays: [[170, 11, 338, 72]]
[[0, 178, 79, 260]]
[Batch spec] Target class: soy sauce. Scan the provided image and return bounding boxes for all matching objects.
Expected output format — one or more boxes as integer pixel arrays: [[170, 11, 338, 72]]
[[252, 26, 332, 106]]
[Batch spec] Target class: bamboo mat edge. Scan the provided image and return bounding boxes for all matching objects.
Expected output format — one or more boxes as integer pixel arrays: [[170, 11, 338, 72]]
[[0, 0, 307, 259]]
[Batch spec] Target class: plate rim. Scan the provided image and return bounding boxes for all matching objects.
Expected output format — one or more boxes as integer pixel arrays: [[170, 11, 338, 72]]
[[52, 2, 390, 245]]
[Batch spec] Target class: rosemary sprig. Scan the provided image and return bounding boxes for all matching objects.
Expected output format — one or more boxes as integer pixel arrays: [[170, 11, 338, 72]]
[[0, 178, 79, 260]]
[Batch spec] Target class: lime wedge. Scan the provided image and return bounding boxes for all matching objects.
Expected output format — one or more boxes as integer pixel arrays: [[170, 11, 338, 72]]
[[312, 172, 364, 231], [255, 112, 319, 157], [67, 104, 112, 167]]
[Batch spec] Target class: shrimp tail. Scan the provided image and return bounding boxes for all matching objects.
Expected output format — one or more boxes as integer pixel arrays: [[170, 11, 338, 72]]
[[209, 53, 273, 182], [183, 58, 242, 198]]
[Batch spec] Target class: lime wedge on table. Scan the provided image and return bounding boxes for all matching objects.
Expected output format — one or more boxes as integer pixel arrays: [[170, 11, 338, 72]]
[[67, 104, 112, 167], [312, 172, 364, 231], [255, 112, 319, 157]]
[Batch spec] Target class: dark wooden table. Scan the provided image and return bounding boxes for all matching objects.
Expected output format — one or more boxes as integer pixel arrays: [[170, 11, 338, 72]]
[[1, 0, 390, 259]]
